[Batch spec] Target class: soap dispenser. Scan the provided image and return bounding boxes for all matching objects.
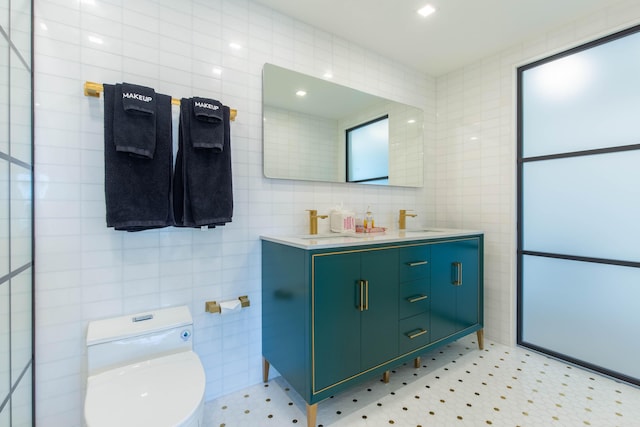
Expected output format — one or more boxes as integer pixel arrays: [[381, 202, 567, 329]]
[[364, 207, 374, 231]]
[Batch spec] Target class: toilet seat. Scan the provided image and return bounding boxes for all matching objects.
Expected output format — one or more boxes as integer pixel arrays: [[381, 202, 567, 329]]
[[84, 351, 205, 427]]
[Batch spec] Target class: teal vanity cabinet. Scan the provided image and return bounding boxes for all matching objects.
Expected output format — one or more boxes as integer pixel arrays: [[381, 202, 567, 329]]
[[261, 232, 483, 427], [314, 248, 399, 391]]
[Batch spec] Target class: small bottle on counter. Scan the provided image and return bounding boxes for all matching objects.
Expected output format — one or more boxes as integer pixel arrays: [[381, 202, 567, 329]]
[[364, 207, 374, 231]]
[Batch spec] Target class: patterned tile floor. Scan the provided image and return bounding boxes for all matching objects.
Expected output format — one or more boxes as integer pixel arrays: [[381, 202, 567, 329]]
[[204, 335, 640, 426]]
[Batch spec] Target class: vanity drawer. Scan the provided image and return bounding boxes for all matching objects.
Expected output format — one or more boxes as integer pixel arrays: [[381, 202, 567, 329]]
[[399, 245, 431, 282], [399, 312, 430, 354], [399, 278, 430, 319]]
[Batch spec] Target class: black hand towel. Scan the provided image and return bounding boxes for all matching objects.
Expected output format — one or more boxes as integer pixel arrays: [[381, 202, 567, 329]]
[[104, 84, 173, 231], [191, 97, 224, 151], [173, 99, 233, 228], [114, 82, 157, 158]]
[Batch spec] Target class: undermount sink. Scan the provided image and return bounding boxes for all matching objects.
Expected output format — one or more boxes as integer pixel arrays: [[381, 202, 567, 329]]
[[297, 233, 343, 240], [297, 232, 368, 240], [404, 228, 445, 233]]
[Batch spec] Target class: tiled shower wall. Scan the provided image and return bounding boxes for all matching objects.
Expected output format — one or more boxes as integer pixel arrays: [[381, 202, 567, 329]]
[[434, 0, 640, 346], [33, 0, 434, 425]]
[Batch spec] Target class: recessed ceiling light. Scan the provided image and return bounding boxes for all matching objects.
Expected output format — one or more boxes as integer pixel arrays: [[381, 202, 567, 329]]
[[229, 42, 242, 50], [296, 90, 307, 97], [323, 71, 333, 79], [417, 4, 436, 17]]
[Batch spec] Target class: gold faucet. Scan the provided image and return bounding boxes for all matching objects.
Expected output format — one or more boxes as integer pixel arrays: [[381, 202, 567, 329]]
[[307, 209, 328, 235], [399, 209, 417, 230]]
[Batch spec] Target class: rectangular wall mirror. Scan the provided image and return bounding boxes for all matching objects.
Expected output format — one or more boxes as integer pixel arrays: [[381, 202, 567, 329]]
[[262, 63, 424, 187]]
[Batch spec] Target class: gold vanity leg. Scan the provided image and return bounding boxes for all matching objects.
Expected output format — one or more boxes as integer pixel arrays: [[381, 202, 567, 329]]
[[262, 357, 270, 382], [382, 370, 390, 383], [414, 356, 421, 368], [476, 329, 484, 350], [306, 402, 318, 427]]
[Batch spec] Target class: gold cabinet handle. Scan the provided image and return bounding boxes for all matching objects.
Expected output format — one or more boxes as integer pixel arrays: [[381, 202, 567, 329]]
[[407, 294, 428, 303], [406, 328, 428, 339], [406, 260, 428, 267], [364, 280, 369, 311], [356, 280, 369, 311], [452, 261, 463, 286]]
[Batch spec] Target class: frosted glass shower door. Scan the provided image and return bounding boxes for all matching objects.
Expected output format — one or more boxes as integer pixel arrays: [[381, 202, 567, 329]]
[[521, 256, 640, 380], [518, 25, 640, 386]]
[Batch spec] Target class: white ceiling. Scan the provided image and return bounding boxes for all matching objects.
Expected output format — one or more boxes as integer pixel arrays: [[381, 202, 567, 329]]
[[253, 0, 625, 76]]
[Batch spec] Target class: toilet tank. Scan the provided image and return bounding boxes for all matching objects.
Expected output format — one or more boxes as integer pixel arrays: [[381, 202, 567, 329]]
[[86, 305, 195, 375]]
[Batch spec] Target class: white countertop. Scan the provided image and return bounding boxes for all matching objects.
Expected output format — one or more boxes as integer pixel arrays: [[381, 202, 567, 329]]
[[260, 228, 483, 250]]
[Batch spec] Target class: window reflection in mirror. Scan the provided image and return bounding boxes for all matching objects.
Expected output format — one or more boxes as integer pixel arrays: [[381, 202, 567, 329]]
[[346, 116, 389, 184], [262, 63, 424, 187]]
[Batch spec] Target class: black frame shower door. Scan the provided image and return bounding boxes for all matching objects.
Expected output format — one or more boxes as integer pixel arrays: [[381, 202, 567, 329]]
[[517, 24, 640, 387]]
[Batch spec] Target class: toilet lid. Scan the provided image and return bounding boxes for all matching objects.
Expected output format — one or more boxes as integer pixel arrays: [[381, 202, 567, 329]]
[[85, 351, 205, 427]]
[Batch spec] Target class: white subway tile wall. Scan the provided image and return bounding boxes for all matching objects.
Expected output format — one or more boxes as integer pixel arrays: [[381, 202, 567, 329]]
[[32, 0, 640, 426], [33, 0, 433, 425]]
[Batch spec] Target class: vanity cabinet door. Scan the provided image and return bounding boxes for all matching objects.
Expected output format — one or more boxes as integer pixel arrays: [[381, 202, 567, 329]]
[[430, 239, 480, 342], [314, 252, 362, 391], [313, 248, 398, 391], [360, 249, 399, 368]]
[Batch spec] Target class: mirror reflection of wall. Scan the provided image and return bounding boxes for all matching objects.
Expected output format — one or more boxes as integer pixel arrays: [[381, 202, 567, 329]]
[[262, 63, 424, 187], [263, 105, 342, 182]]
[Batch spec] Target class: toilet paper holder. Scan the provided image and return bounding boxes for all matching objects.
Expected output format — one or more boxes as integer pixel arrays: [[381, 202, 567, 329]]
[[205, 295, 250, 314]]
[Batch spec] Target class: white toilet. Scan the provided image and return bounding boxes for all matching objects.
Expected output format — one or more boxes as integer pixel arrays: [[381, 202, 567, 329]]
[[84, 305, 206, 427]]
